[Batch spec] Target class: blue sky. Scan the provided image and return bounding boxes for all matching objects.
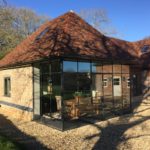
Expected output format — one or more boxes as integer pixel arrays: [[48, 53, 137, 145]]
[[7, 0, 150, 41]]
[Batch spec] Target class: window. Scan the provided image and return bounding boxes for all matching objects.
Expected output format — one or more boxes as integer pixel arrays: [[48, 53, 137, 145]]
[[127, 78, 130, 88], [103, 78, 108, 87], [113, 65, 121, 73], [63, 61, 77, 72], [4, 77, 11, 97], [78, 62, 90, 73], [141, 45, 150, 53], [92, 62, 102, 73], [51, 60, 61, 73], [113, 78, 120, 85]]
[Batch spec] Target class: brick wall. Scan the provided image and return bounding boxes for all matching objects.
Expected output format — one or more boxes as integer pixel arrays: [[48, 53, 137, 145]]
[[95, 65, 130, 97]]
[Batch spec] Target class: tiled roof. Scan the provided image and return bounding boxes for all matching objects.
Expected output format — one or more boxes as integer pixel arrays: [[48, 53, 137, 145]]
[[0, 11, 139, 68], [133, 39, 150, 68]]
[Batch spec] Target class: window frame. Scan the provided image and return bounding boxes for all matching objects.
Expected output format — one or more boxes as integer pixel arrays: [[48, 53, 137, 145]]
[[4, 77, 11, 97], [127, 78, 130, 88], [113, 78, 120, 86], [103, 78, 108, 87]]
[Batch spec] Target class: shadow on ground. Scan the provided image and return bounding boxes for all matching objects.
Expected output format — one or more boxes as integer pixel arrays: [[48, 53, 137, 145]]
[[0, 114, 50, 150], [84, 96, 150, 150]]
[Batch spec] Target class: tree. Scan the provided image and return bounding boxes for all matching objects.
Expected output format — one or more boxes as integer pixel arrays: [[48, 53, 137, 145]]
[[12, 8, 49, 37], [79, 8, 117, 36], [0, 0, 7, 7], [0, 5, 49, 59]]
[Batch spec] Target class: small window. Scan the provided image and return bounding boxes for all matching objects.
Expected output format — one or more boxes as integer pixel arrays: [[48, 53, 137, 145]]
[[127, 78, 130, 88], [103, 78, 108, 87], [141, 45, 150, 53], [4, 77, 11, 97], [113, 78, 120, 85]]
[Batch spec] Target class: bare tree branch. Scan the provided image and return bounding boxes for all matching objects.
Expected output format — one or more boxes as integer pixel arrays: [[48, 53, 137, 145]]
[[79, 8, 118, 36]]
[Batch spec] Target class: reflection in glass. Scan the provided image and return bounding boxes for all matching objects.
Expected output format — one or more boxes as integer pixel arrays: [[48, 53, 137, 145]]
[[64, 73, 77, 91], [51, 60, 61, 73], [92, 62, 102, 73], [39, 59, 132, 130], [78, 62, 90, 72], [103, 64, 112, 73], [122, 65, 129, 73], [78, 73, 91, 91], [63, 61, 77, 72], [122, 74, 130, 110], [113, 64, 121, 73], [41, 63, 50, 74], [92, 74, 103, 104], [103, 74, 113, 100], [41, 63, 62, 123]]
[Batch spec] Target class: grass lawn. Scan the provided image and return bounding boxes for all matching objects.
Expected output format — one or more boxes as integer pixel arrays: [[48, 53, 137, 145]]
[[0, 135, 21, 150]]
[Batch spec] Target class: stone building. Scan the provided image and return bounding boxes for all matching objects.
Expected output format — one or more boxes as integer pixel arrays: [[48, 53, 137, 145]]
[[0, 11, 149, 130]]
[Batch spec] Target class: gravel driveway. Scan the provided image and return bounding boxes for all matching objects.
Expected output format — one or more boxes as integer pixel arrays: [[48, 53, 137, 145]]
[[0, 96, 150, 150]]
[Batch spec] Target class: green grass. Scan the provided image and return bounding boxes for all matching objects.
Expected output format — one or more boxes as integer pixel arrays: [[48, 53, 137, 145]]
[[0, 135, 21, 150]]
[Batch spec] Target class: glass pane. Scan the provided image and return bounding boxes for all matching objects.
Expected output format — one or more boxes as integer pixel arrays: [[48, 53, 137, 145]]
[[63, 91, 75, 101], [63, 61, 77, 72], [78, 62, 90, 73], [41, 73, 62, 118], [64, 73, 77, 91], [103, 74, 113, 99], [4, 78, 11, 96], [113, 74, 122, 113], [103, 64, 113, 73], [122, 65, 129, 73], [78, 73, 91, 91], [63, 91, 76, 120], [41, 63, 50, 74], [51, 60, 61, 73], [122, 74, 131, 112], [51, 73, 61, 95], [113, 78, 120, 85], [103, 74, 113, 116], [113, 65, 121, 73], [92, 62, 102, 73], [41, 74, 50, 96], [92, 74, 103, 104]]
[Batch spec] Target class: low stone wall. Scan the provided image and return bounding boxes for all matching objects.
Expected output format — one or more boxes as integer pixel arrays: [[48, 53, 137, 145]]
[[0, 105, 33, 121], [0, 66, 33, 121]]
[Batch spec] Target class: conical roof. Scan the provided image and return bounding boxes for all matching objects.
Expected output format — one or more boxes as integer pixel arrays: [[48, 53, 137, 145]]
[[0, 11, 139, 68]]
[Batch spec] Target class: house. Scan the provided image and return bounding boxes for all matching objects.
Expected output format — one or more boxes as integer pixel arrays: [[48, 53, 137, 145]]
[[0, 11, 149, 130]]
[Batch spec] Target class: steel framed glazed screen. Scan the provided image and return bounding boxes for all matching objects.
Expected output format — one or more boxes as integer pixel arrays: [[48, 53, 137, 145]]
[[62, 60, 131, 130], [40, 60, 63, 130], [40, 59, 132, 131]]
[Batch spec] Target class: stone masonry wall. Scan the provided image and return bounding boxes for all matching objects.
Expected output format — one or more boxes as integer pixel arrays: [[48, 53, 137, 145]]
[[0, 66, 33, 121]]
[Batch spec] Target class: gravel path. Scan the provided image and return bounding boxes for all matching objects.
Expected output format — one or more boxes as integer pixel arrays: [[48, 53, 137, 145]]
[[0, 96, 150, 150]]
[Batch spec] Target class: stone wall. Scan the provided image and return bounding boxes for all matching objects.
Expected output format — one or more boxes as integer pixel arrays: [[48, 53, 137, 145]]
[[0, 66, 33, 121]]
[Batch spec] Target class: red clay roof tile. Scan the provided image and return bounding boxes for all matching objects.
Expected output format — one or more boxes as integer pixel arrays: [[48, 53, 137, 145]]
[[0, 12, 140, 68]]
